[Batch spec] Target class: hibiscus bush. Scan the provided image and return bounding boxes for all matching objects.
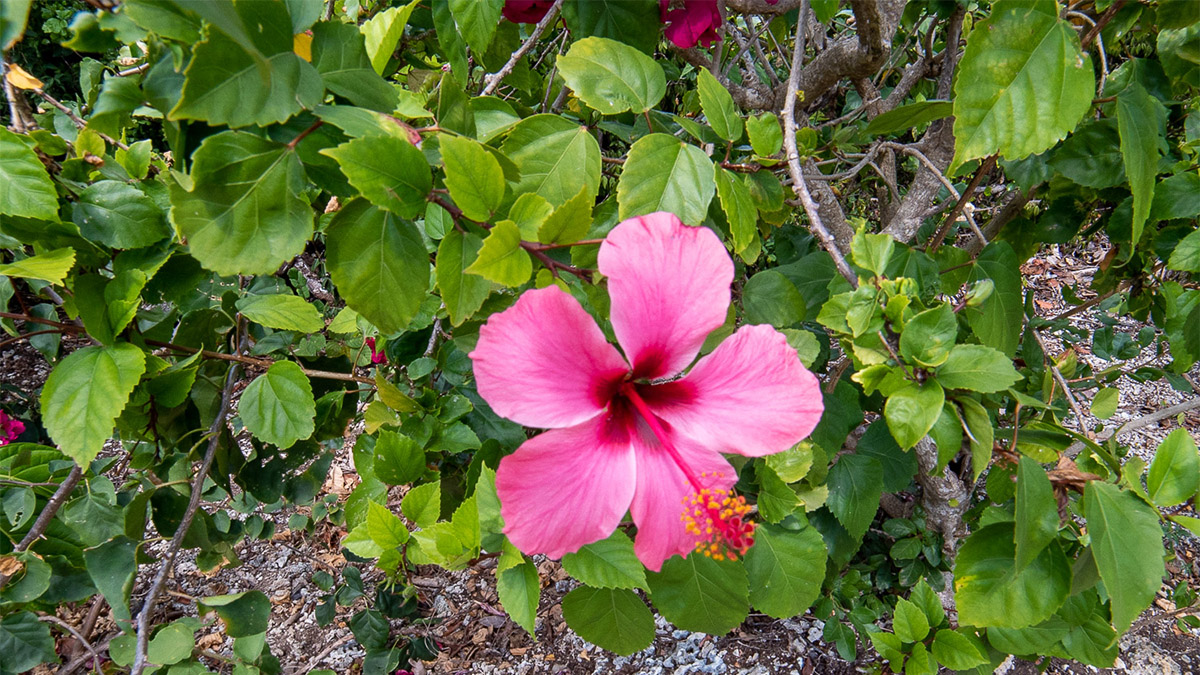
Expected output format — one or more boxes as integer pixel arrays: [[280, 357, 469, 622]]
[[1, 0, 1198, 673]]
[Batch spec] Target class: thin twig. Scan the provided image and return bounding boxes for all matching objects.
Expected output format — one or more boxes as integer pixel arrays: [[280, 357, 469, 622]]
[[926, 155, 996, 252], [1032, 328, 1093, 438], [0, 328, 65, 350], [481, 0, 563, 96], [116, 63, 150, 77], [780, 0, 857, 287], [39, 615, 103, 673], [130, 333, 250, 675], [1081, 0, 1126, 49], [0, 465, 84, 591], [1065, 398, 1200, 458], [32, 88, 129, 151], [286, 120, 324, 150]]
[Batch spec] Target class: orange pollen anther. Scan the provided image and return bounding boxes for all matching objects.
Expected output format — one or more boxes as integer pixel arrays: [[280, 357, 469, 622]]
[[680, 476, 756, 561]]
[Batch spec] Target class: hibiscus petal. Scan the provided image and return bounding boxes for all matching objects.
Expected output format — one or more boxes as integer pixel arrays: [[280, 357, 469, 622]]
[[470, 286, 629, 429], [598, 212, 733, 380], [644, 324, 824, 456], [496, 414, 637, 559], [662, 0, 723, 49], [628, 420, 736, 571]]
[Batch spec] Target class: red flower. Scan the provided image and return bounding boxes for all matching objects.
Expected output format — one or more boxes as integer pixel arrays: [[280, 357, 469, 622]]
[[365, 337, 386, 365], [660, 0, 723, 49], [0, 411, 25, 446], [503, 0, 555, 23]]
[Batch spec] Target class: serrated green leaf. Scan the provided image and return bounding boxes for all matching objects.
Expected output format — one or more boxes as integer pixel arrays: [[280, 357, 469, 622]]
[[537, 185, 593, 245], [401, 481, 440, 528], [955, 522, 1070, 628], [562, 530, 647, 590], [746, 112, 782, 157], [936, 344, 1022, 392], [312, 20, 398, 112], [373, 430, 426, 485], [72, 180, 171, 249], [366, 500, 409, 549], [557, 36, 665, 115], [742, 269, 805, 329], [239, 361, 316, 449], [884, 380, 945, 450], [899, 304, 957, 368], [171, 131, 313, 276], [0, 127, 58, 221], [865, 100, 953, 137], [466, 220, 532, 287], [966, 242, 1023, 357], [326, 199, 430, 333], [502, 114, 600, 207], [360, 1, 420, 74], [41, 343, 145, 465], [562, 586, 655, 655], [1084, 482, 1165, 631], [617, 133, 715, 226], [714, 167, 757, 255], [894, 598, 931, 642], [497, 560, 539, 635], [826, 454, 884, 540], [322, 135, 431, 219], [1014, 457, 1057, 573], [743, 524, 825, 619], [236, 294, 323, 333], [1116, 82, 1167, 246], [696, 68, 742, 142], [647, 555, 748, 635], [1147, 429, 1200, 507], [449, 0, 503, 54], [0, 248, 75, 285], [440, 135, 505, 222], [199, 591, 271, 638], [931, 629, 988, 669], [436, 229, 491, 326]]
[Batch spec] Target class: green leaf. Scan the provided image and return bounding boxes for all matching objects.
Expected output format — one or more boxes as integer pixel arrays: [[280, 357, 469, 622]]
[[41, 343, 145, 466], [326, 199, 431, 333], [311, 20, 398, 112], [906, 642, 936, 675], [1153, 172, 1200, 224], [618, 133, 715, 226], [1089, 387, 1119, 420], [537, 185, 593, 246], [951, 0, 1093, 168], [449, 0, 503, 54], [743, 524, 825, 619], [171, 131, 313, 276], [935, 344, 1022, 392], [696, 68, 742, 142], [910, 579, 945, 628], [465, 221, 532, 287], [930, 629, 988, 670], [84, 537, 138, 629], [0, 127, 59, 221], [893, 598, 931, 643], [1147, 429, 1200, 507], [170, 1, 321, 128], [401, 481, 441, 528], [322, 135, 431, 219], [373, 430, 426, 485], [1084, 482, 1165, 631], [0, 248, 75, 285], [0, 611, 57, 673], [360, 1, 420, 74], [850, 232, 894, 277], [561, 0, 660, 55], [199, 591, 271, 638], [764, 444, 814, 483], [0, 0, 32, 51], [440, 135, 505, 222], [148, 621, 195, 665], [556, 37, 665, 115], [239, 361, 316, 449], [236, 294, 323, 333], [966, 242, 1023, 357], [0, 552, 49, 604], [954, 522, 1070, 629], [742, 270, 805, 328], [502, 114, 601, 207], [366, 500, 409, 549], [884, 380, 945, 450], [826, 454, 884, 540], [1014, 457, 1058, 573], [73, 180, 171, 250], [436, 230, 490, 326], [899, 304, 956, 368], [1048, 119, 1125, 188], [562, 586, 655, 656], [1116, 82, 1167, 246], [497, 559, 540, 635], [714, 167, 757, 255], [647, 555, 748, 635], [562, 530, 647, 590], [865, 100, 953, 137], [756, 465, 800, 523], [745, 113, 782, 159]]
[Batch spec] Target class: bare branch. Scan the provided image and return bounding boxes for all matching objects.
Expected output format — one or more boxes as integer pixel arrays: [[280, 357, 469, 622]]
[[481, 0, 563, 96], [0, 465, 84, 591]]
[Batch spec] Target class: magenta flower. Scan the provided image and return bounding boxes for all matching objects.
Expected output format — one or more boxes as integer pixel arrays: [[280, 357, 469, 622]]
[[470, 212, 823, 571], [503, 0, 555, 23], [660, 0, 723, 49], [0, 411, 25, 446], [365, 337, 386, 365]]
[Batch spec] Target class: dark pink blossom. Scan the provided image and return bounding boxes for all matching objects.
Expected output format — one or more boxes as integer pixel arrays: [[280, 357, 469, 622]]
[[660, 0, 723, 49], [0, 411, 25, 446], [470, 213, 823, 571], [503, 0, 555, 23], [365, 337, 386, 365]]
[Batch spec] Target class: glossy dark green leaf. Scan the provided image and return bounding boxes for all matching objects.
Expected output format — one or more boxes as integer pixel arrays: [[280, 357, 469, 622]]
[[562, 530, 647, 590], [743, 524, 825, 619], [647, 555, 749, 635], [825, 453, 883, 540], [311, 20, 398, 112], [562, 586, 655, 655]]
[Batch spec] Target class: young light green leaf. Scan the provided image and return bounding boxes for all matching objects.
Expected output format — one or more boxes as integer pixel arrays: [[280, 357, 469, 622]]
[[899, 304, 957, 368], [930, 629, 989, 670], [556, 36, 666, 114], [502, 114, 601, 207], [618, 133, 715, 226], [0, 127, 60, 221], [893, 598, 931, 642], [0, 248, 76, 285], [935, 344, 1022, 392], [360, 1, 420, 74], [401, 481, 441, 528], [322, 135, 431, 219], [465, 220, 532, 287], [1146, 428, 1200, 508], [562, 586, 655, 655], [1090, 387, 1119, 419], [746, 112, 782, 157], [537, 185, 593, 246], [366, 500, 409, 549], [440, 135, 505, 222], [239, 361, 316, 449], [714, 167, 757, 255], [449, 0, 503, 55], [497, 559, 540, 635], [884, 380, 945, 450], [41, 343, 145, 466], [236, 294, 324, 333]]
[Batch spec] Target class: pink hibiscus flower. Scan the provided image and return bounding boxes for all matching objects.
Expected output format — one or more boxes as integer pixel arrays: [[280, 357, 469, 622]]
[[470, 212, 823, 571], [0, 410, 25, 446], [365, 337, 386, 365], [503, 0, 555, 23]]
